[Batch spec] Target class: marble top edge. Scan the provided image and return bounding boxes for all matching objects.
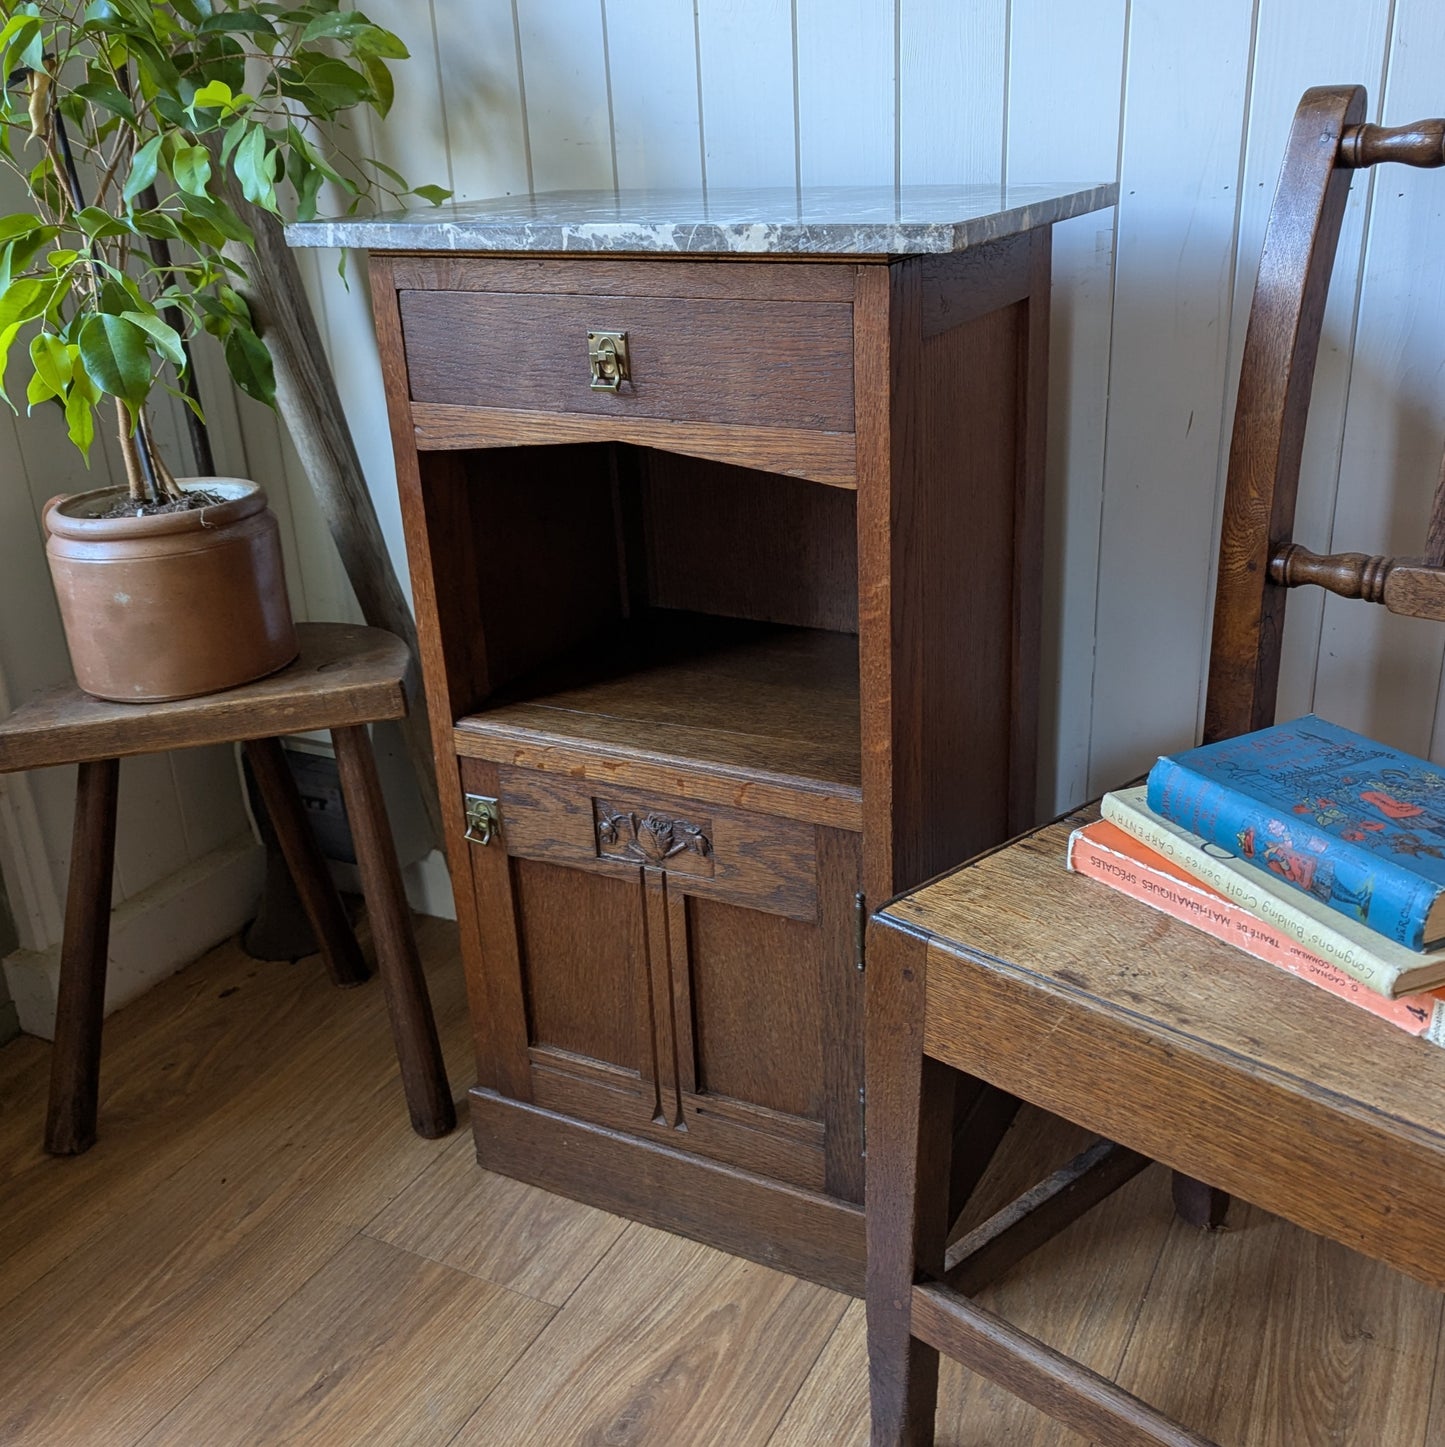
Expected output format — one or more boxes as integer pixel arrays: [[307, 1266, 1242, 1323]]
[[285, 182, 1118, 256]]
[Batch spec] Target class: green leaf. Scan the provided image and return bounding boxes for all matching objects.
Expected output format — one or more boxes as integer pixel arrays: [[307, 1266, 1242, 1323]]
[[79, 312, 152, 411], [232, 125, 277, 210], [172, 144, 212, 197], [412, 184, 452, 206], [200, 12, 276, 37], [121, 310, 186, 368], [29, 330, 71, 396], [71, 80, 136, 122], [123, 133, 163, 202], [65, 383, 96, 461], [368, 158, 406, 189], [278, 56, 372, 114], [0, 322, 23, 412], [0, 18, 43, 89], [0, 276, 51, 330], [180, 191, 253, 245], [75, 207, 132, 240], [0, 214, 43, 243], [295, 159, 323, 222], [164, 381, 206, 422], [130, 209, 182, 240], [360, 53, 392, 118], [223, 325, 274, 405], [47, 249, 79, 268], [189, 77, 237, 113], [301, 13, 408, 59]]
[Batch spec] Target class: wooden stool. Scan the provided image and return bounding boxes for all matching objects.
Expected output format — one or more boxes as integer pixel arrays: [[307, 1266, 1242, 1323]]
[[0, 622, 457, 1155]]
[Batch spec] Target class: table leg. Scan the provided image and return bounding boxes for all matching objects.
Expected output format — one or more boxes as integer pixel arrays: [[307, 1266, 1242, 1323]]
[[331, 724, 455, 1138], [866, 918, 956, 1446], [45, 757, 120, 1155], [243, 737, 368, 987]]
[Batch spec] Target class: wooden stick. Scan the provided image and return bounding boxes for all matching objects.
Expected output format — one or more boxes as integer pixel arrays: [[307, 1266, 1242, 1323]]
[[220, 183, 443, 849]]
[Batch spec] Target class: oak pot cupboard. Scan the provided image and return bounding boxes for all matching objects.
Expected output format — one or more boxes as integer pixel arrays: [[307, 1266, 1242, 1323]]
[[288, 185, 1117, 1292]]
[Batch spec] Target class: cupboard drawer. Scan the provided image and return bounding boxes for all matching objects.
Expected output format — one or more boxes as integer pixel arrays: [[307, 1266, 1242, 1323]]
[[398, 290, 854, 432], [490, 767, 820, 922]]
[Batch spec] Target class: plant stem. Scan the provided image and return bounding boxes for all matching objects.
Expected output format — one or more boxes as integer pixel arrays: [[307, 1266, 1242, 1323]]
[[137, 412, 183, 499], [115, 398, 146, 504]]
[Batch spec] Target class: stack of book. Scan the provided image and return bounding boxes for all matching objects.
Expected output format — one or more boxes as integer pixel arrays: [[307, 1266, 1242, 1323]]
[[1069, 715, 1445, 1045]]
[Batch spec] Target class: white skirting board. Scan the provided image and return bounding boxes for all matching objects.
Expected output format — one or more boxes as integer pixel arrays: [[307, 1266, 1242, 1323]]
[[1, 833, 265, 1041]]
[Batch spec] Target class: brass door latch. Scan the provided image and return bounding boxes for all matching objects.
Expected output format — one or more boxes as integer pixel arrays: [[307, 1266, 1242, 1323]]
[[463, 793, 501, 846], [587, 330, 630, 391]]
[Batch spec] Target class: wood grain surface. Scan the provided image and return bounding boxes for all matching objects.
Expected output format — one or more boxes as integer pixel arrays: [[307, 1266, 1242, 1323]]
[[408, 403, 859, 489], [885, 814, 1445, 1294], [446, 1226, 846, 1447], [0, 624, 408, 772], [3, 922, 1444, 1443], [389, 255, 858, 302], [399, 290, 855, 430]]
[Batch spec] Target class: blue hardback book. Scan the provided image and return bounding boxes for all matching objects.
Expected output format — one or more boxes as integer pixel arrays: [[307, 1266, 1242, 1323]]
[[1147, 715, 1445, 951]]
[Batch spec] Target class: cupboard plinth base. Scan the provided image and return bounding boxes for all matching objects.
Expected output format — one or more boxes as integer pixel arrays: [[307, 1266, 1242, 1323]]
[[468, 1088, 866, 1295]]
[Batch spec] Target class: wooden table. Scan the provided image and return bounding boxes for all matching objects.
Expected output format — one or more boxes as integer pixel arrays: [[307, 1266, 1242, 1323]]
[[288, 182, 1117, 1291], [866, 803, 1445, 1442]]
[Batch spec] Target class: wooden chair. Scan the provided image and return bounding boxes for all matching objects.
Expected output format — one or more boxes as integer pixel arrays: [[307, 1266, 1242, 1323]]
[[0, 622, 456, 1155], [865, 85, 1445, 1446]]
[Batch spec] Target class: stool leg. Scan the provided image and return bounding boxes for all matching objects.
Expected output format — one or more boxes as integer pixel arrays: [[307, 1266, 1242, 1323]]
[[331, 724, 455, 1138], [1171, 1171, 1230, 1230], [243, 737, 368, 987], [45, 758, 120, 1156], [867, 921, 955, 1446]]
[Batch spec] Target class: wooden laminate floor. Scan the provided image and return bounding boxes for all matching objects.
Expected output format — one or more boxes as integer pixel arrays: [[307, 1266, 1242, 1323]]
[[0, 914, 1441, 1445]]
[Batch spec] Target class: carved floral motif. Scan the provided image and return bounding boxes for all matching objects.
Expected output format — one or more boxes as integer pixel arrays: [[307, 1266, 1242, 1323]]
[[595, 805, 712, 866]]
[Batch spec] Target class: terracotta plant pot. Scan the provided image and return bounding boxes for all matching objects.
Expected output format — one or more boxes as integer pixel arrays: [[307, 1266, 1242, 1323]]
[[44, 478, 299, 703]]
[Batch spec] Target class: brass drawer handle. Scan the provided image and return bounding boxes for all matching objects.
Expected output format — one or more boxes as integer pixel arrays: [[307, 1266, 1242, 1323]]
[[588, 330, 629, 391]]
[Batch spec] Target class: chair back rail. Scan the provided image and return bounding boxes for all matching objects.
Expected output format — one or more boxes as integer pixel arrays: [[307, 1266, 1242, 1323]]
[[1206, 86, 1445, 744]]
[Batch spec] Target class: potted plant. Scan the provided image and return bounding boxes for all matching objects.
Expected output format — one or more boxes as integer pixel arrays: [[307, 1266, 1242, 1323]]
[[0, 0, 447, 701]]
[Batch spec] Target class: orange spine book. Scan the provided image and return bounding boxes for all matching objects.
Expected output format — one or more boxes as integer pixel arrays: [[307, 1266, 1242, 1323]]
[[1067, 818, 1445, 1043]]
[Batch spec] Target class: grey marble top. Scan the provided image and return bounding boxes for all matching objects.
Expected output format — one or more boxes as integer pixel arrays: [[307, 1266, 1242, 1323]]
[[285, 182, 1118, 256]]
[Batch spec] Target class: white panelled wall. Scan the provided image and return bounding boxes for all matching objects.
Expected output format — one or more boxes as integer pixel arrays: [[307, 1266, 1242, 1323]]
[[4, 1, 1445, 1033]]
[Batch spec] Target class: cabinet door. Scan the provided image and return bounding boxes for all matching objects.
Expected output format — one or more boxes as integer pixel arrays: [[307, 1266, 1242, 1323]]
[[459, 758, 865, 1203]]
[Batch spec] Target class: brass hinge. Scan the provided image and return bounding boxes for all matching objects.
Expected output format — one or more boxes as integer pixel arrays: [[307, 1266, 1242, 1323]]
[[463, 793, 501, 846], [853, 891, 866, 971]]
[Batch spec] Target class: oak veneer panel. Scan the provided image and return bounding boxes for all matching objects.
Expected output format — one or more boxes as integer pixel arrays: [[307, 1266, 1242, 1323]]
[[364, 1138, 628, 1307], [884, 810, 1445, 1291], [642, 453, 860, 631], [467, 1091, 866, 1292], [457, 614, 862, 827], [136, 1235, 551, 1447], [494, 769, 823, 921], [527, 1053, 828, 1193], [409, 403, 858, 489], [0, 624, 405, 772], [514, 857, 646, 1073], [687, 896, 824, 1120], [1113, 1201, 1440, 1447], [390, 255, 856, 301], [399, 291, 855, 430], [447, 1225, 847, 1447], [892, 300, 1022, 887], [855, 246, 1045, 901], [427, 443, 627, 703]]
